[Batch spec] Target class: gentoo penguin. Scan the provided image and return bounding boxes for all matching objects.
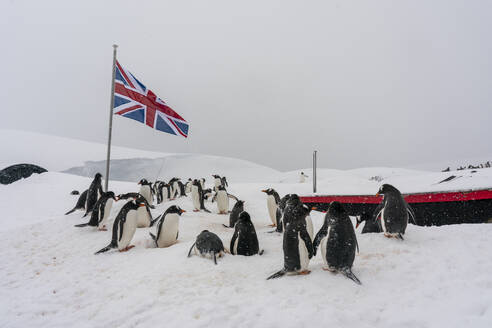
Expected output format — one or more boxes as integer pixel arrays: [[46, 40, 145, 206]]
[[95, 198, 146, 254], [158, 183, 171, 203], [224, 200, 244, 228], [230, 212, 263, 256], [185, 179, 193, 194], [116, 192, 140, 201], [168, 178, 180, 199], [65, 189, 88, 215], [187, 230, 225, 264], [299, 172, 308, 183], [261, 188, 281, 227], [374, 184, 416, 240], [213, 185, 229, 214], [149, 205, 185, 248], [135, 196, 154, 228], [199, 178, 205, 189], [75, 191, 116, 230], [202, 188, 214, 201], [84, 173, 103, 217], [191, 179, 210, 212], [313, 201, 361, 285], [212, 174, 222, 192], [177, 180, 186, 197], [355, 212, 382, 234], [153, 181, 163, 204], [267, 195, 314, 279], [271, 194, 294, 233], [138, 179, 153, 205], [221, 176, 228, 188]]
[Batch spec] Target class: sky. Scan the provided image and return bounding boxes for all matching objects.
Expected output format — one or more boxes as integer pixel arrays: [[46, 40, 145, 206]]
[[2, 0, 491, 171]]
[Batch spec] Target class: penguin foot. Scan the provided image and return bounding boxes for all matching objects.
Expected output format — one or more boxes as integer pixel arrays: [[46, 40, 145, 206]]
[[323, 267, 337, 272], [98, 227, 108, 231], [193, 209, 200, 212], [119, 245, 135, 252], [268, 224, 276, 227], [298, 270, 311, 275]]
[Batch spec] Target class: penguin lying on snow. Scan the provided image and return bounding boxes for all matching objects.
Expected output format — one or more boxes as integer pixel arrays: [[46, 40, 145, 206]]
[[188, 230, 226, 264], [261, 188, 281, 227], [313, 201, 361, 285], [74, 191, 116, 230], [65, 189, 88, 215], [230, 212, 264, 256], [149, 205, 185, 248], [374, 184, 417, 240], [95, 198, 147, 254], [223, 200, 244, 228], [84, 173, 104, 217], [267, 195, 314, 279]]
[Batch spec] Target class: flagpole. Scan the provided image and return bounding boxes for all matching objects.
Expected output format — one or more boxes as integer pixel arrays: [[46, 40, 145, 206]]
[[105, 44, 118, 192]]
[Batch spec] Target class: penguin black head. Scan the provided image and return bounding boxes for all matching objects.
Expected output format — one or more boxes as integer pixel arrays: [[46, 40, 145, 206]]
[[105, 191, 116, 200], [261, 188, 276, 195], [166, 205, 186, 215], [217, 185, 226, 191], [138, 178, 150, 185], [286, 194, 301, 206], [238, 211, 251, 222], [327, 201, 347, 221], [376, 184, 401, 197], [212, 174, 220, 179], [95, 173, 102, 179]]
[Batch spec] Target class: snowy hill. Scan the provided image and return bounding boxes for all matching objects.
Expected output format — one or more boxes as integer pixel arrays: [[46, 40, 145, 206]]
[[1, 130, 492, 327]]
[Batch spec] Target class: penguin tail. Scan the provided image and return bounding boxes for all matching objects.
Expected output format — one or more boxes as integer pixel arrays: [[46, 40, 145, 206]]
[[82, 212, 89, 218], [95, 244, 114, 255], [343, 268, 362, 285], [258, 249, 265, 256], [267, 269, 286, 280], [203, 208, 211, 213], [397, 233, 405, 241], [149, 232, 156, 241], [187, 242, 196, 258], [65, 208, 77, 215], [74, 223, 90, 227]]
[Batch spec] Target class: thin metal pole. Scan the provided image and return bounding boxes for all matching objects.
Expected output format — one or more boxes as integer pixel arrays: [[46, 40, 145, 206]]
[[105, 44, 118, 191], [313, 150, 317, 193]]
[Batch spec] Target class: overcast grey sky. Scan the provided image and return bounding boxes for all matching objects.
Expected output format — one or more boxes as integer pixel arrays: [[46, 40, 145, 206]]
[[2, 0, 491, 171]]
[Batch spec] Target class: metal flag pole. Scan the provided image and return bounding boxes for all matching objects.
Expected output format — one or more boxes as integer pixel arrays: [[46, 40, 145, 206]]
[[313, 150, 317, 193], [105, 44, 118, 191]]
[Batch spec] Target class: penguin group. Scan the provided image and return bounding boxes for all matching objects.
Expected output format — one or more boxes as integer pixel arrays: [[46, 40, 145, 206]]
[[65, 173, 415, 284]]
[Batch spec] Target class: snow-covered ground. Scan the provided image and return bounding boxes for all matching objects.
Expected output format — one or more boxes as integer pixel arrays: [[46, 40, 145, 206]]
[[1, 130, 492, 327]]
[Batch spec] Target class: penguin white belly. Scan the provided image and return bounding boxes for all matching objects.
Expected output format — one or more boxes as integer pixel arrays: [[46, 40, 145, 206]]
[[118, 211, 137, 250], [191, 186, 200, 210], [136, 206, 151, 228], [266, 196, 277, 225], [139, 185, 152, 204], [381, 208, 387, 233], [216, 191, 229, 213], [300, 175, 306, 183], [156, 214, 179, 247], [185, 183, 191, 194], [320, 234, 328, 267], [233, 232, 240, 254], [200, 180, 205, 189], [298, 232, 310, 271], [99, 199, 113, 229], [305, 215, 314, 241], [214, 178, 221, 191], [162, 188, 169, 202]]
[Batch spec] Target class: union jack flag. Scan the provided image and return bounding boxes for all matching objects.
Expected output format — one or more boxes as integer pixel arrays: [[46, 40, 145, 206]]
[[113, 60, 189, 138]]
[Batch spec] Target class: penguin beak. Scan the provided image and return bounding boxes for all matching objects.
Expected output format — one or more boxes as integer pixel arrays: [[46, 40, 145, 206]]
[[180, 209, 186, 214], [311, 206, 317, 211], [376, 192, 380, 197], [139, 203, 146, 207], [355, 221, 360, 229], [261, 190, 267, 193]]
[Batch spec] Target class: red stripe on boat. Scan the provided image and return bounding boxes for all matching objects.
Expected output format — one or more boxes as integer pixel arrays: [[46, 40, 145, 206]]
[[300, 189, 492, 204]]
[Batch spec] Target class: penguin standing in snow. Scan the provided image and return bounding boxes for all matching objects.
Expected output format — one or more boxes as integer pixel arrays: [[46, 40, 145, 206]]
[[95, 198, 146, 254], [138, 179, 153, 205], [221, 176, 228, 188], [313, 201, 361, 284], [75, 191, 116, 230], [267, 195, 314, 279], [84, 173, 103, 217], [65, 189, 88, 215], [299, 172, 308, 183], [213, 185, 230, 214], [230, 212, 263, 256], [212, 174, 222, 192], [191, 179, 210, 212], [135, 195, 154, 228], [187, 230, 226, 264], [374, 184, 416, 240], [177, 179, 186, 197], [199, 178, 206, 189], [355, 212, 382, 233], [271, 194, 294, 233], [149, 205, 185, 248], [224, 200, 244, 228], [185, 179, 193, 194], [261, 188, 281, 227]]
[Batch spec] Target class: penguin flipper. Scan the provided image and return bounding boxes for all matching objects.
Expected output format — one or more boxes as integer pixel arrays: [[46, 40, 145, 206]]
[[342, 268, 362, 285], [149, 232, 156, 241], [407, 205, 417, 224], [258, 249, 265, 256], [227, 194, 239, 202], [202, 207, 211, 213], [149, 217, 160, 227], [95, 244, 114, 255], [267, 269, 286, 280], [223, 224, 231, 228], [187, 242, 196, 257], [213, 252, 217, 265], [74, 223, 90, 227], [397, 233, 404, 240], [65, 207, 77, 215]]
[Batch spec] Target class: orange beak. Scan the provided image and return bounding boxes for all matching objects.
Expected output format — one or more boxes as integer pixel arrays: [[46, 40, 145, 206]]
[[180, 209, 186, 214], [261, 190, 267, 193], [311, 206, 317, 211], [355, 221, 360, 229], [139, 203, 146, 207], [376, 192, 380, 197]]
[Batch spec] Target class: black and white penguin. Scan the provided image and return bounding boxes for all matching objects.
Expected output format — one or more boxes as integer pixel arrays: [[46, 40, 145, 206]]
[[75, 191, 116, 230], [224, 200, 245, 228], [213, 185, 229, 214], [299, 172, 308, 183], [187, 230, 225, 264], [202, 188, 214, 201], [149, 205, 185, 248], [168, 178, 180, 199], [374, 184, 416, 240], [158, 183, 171, 203], [221, 176, 228, 188], [83, 173, 104, 217], [191, 179, 210, 213], [313, 201, 361, 285], [95, 198, 146, 254], [135, 195, 154, 228], [65, 189, 88, 215], [271, 194, 294, 233], [153, 181, 163, 204], [199, 178, 205, 189], [355, 212, 382, 234], [261, 188, 281, 227], [267, 195, 314, 279], [138, 179, 153, 205], [185, 179, 193, 194], [212, 174, 222, 192], [177, 180, 186, 197], [230, 212, 263, 256]]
